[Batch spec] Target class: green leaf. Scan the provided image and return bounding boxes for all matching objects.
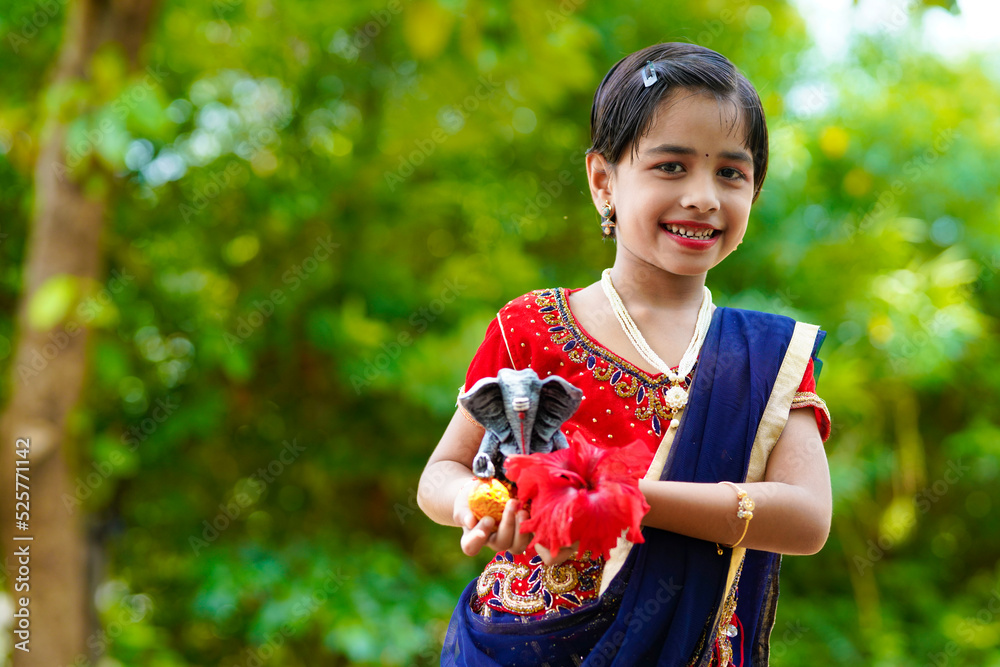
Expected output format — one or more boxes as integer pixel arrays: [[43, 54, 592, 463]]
[[27, 274, 78, 330]]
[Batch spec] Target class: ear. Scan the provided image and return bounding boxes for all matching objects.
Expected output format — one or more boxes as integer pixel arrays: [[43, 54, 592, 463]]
[[586, 152, 615, 213], [458, 378, 510, 439], [532, 377, 583, 443]]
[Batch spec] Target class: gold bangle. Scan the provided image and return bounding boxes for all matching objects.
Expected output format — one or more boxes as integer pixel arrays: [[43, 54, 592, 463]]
[[716, 481, 755, 555]]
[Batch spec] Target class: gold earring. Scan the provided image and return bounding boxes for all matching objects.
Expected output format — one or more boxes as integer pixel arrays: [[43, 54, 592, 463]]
[[600, 199, 615, 236]]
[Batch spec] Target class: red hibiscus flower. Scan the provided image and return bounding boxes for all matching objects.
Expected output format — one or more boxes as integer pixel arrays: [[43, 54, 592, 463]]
[[504, 432, 652, 560]]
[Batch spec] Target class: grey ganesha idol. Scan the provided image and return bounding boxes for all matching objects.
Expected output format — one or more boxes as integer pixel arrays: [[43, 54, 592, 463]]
[[458, 368, 584, 482]]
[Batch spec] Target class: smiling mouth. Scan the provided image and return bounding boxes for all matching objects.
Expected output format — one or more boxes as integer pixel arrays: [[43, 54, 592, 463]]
[[659, 223, 719, 240]]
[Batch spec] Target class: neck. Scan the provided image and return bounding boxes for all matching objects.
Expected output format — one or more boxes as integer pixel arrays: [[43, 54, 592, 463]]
[[608, 256, 708, 314]]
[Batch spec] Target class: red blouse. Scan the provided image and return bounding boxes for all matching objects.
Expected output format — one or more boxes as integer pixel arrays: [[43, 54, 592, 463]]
[[459, 287, 831, 619], [462, 288, 831, 446]]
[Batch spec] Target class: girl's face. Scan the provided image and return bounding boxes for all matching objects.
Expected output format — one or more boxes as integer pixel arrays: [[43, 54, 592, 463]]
[[588, 89, 756, 278]]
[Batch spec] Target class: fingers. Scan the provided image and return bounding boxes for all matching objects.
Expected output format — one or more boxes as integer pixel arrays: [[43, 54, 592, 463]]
[[460, 516, 496, 556], [486, 501, 519, 553], [535, 543, 553, 565], [535, 541, 579, 566], [550, 546, 577, 567], [452, 479, 476, 528], [511, 509, 532, 555], [457, 507, 476, 531], [458, 500, 532, 559]]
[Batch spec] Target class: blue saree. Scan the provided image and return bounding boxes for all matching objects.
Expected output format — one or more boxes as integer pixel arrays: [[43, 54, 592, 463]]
[[442, 307, 826, 666]]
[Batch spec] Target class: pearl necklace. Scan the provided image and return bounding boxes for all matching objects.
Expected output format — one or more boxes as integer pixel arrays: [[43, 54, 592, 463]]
[[600, 268, 713, 413]]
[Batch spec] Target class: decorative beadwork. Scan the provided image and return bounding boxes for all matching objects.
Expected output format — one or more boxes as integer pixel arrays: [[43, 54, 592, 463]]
[[713, 558, 745, 666], [473, 551, 604, 617], [532, 288, 694, 436], [663, 384, 688, 412], [792, 391, 831, 426]]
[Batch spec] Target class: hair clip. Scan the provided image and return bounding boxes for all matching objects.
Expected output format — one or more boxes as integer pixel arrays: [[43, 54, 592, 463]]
[[642, 60, 658, 88]]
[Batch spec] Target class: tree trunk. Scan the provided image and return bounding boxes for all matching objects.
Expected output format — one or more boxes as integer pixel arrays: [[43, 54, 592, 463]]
[[0, 1, 159, 665]]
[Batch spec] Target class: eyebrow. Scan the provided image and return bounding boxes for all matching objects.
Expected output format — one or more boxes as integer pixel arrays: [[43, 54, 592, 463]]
[[643, 143, 753, 166]]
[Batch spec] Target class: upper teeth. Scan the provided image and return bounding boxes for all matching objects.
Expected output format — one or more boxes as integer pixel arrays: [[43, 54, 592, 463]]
[[666, 224, 714, 239]]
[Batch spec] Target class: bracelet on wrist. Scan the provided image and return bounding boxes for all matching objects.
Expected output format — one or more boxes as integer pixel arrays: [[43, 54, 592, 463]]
[[716, 480, 755, 555]]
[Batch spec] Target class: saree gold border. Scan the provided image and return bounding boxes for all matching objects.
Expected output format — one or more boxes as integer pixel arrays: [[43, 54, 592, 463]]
[[709, 321, 820, 666], [598, 407, 684, 596], [745, 321, 820, 485]]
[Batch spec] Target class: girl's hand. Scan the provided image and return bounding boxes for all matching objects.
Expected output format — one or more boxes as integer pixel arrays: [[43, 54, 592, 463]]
[[534, 540, 580, 567], [454, 482, 494, 556], [485, 500, 532, 555], [454, 485, 531, 557]]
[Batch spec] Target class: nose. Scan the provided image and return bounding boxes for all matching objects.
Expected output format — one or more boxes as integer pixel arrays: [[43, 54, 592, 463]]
[[679, 170, 720, 213]]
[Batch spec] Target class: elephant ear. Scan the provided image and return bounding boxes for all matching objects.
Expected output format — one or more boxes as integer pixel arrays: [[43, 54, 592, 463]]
[[458, 376, 511, 441], [530, 376, 583, 450]]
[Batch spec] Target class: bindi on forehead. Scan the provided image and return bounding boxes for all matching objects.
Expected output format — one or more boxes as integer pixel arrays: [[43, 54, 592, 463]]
[[642, 142, 753, 167]]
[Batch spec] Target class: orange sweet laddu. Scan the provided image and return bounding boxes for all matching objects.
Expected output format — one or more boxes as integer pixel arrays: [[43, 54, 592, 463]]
[[468, 478, 514, 524]]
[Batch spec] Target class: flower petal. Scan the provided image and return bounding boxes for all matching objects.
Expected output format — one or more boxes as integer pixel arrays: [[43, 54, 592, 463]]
[[505, 434, 651, 559]]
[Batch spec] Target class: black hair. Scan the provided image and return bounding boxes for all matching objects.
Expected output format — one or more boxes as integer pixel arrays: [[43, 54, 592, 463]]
[[588, 43, 769, 235]]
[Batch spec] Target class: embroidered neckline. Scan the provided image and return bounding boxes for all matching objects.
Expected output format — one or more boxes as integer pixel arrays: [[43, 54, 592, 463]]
[[555, 287, 682, 386], [529, 288, 698, 437]]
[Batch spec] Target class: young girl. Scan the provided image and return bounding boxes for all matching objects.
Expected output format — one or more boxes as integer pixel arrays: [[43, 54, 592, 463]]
[[418, 42, 832, 666]]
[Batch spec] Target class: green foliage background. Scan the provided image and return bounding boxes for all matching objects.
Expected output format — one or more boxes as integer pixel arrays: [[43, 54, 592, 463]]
[[1, 0, 999, 664]]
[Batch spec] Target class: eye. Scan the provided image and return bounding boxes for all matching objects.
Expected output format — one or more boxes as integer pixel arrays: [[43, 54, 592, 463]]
[[718, 167, 747, 181], [656, 162, 684, 174]]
